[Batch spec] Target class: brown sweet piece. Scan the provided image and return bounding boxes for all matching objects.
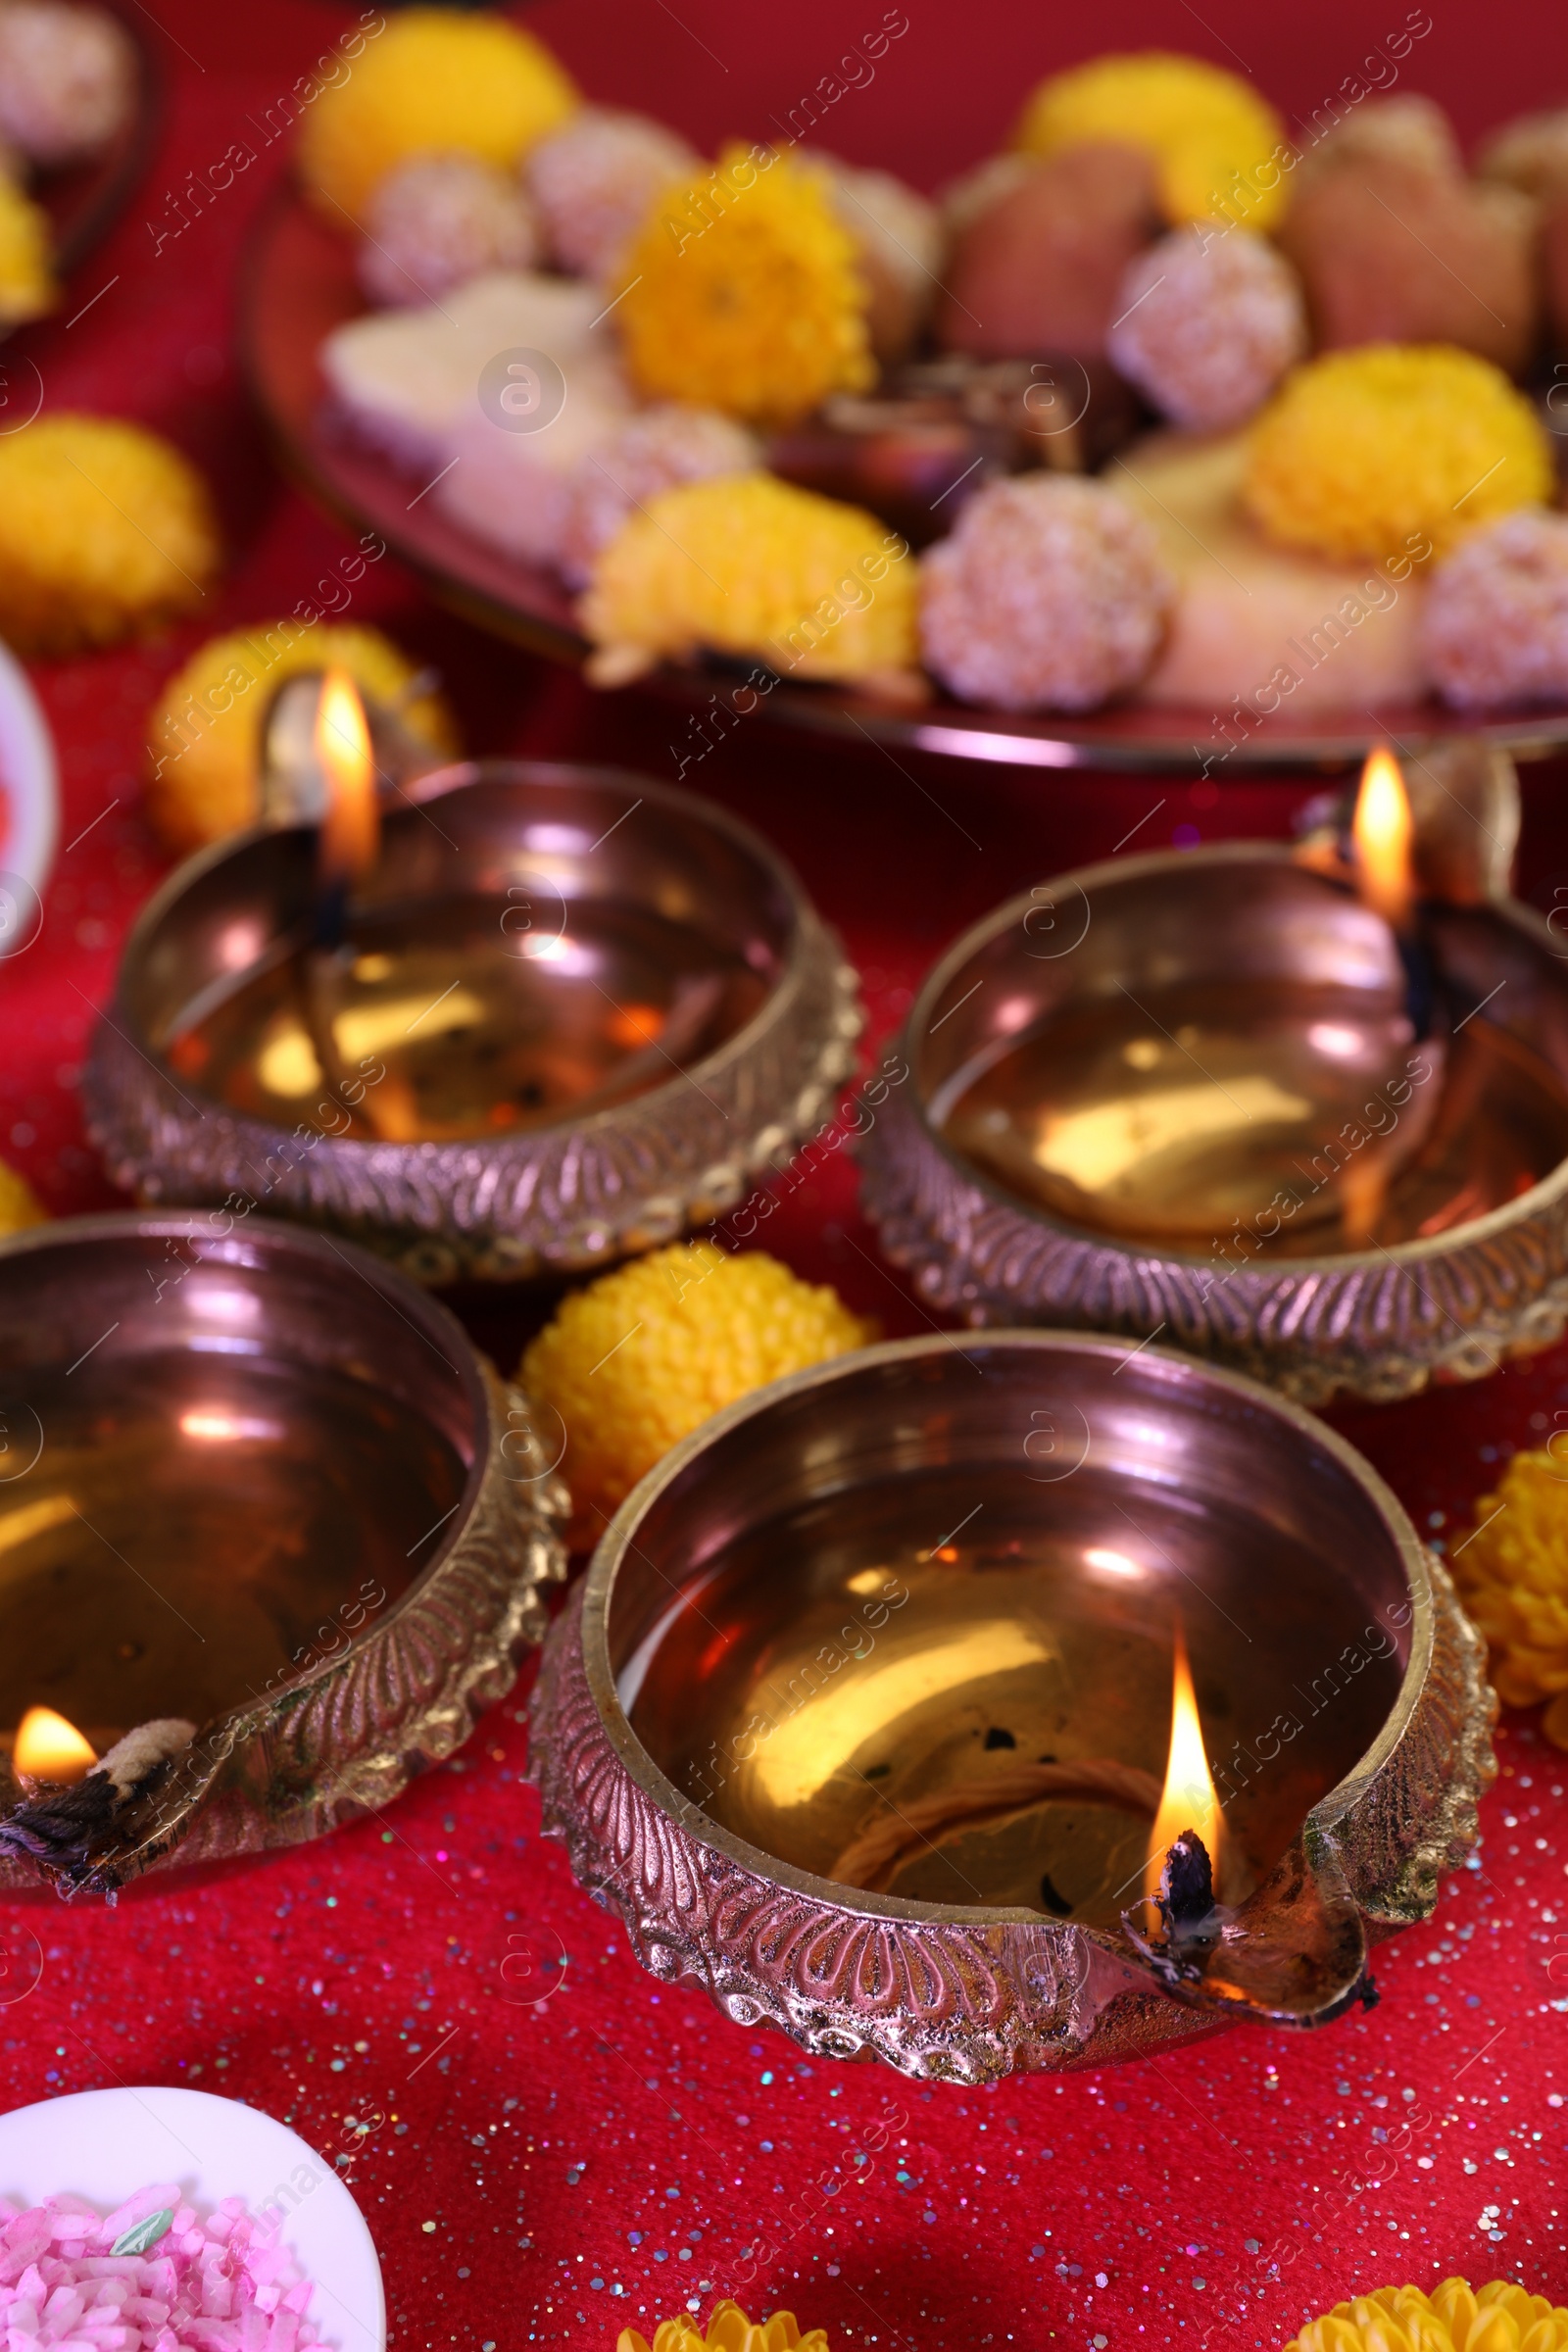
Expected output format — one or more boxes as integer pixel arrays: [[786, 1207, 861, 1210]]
[[807, 155, 944, 368], [938, 152, 1033, 238], [766, 357, 1140, 546], [1479, 109, 1568, 205], [1295, 93, 1461, 187], [934, 142, 1161, 363], [1276, 156, 1540, 376], [1542, 193, 1568, 352], [768, 393, 1013, 548]]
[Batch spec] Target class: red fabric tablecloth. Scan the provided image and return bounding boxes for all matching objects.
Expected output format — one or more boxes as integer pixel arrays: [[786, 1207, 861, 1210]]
[[5, 2, 1568, 2345]]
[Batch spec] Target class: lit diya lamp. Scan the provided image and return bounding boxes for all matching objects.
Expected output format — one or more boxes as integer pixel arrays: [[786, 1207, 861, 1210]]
[[84, 691, 860, 1283], [863, 738, 1568, 1402], [0, 1213, 565, 1894], [528, 1333, 1494, 2075]]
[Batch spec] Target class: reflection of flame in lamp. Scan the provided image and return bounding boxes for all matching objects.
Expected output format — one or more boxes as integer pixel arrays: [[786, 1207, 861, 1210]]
[[304, 667, 379, 1112], [1351, 745, 1415, 933], [1344, 747, 1422, 1245], [1144, 1626, 1223, 1905], [14, 1705, 97, 1787], [315, 667, 378, 894]]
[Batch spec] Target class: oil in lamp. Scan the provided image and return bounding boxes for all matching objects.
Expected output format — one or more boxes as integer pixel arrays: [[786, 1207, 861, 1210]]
[[528, 1331, 1494, 2077], [161, 691, 793, 1150], [862, 737, 1568, 1401], [85, 736, 861, 1282], [0, 1214, 566, 1894]]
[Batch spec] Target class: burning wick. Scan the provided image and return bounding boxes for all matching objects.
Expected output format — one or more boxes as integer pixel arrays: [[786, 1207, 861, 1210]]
[[315, 667, 378, 942], [300, 668, 379, 1117], [1343, 746, 1440, 1246], [0, 1716, 197, 1891], [13, 1705, 96, 1787], [1143, 1624, 1223, 1912], [1351, 744, 1416, 933]]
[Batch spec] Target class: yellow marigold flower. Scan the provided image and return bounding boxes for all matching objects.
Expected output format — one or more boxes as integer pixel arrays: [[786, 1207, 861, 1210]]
[[1289, 2277, 1568, 2352], [0, 1157, 46, 1235], [0, 177, 53, 323], [1246, 345, 1551, 565], [620, 2299, 828, 2352], [1014, 51, 1288, 230], [1451, 1446, 1568, 1739], [0, 416, 219, 658], [296, 9, 579, 226], [143, 618, 459, 856], [614, 144, 874, 425], [521, 1243, 875, 1544], [580, 472, 917, 689]]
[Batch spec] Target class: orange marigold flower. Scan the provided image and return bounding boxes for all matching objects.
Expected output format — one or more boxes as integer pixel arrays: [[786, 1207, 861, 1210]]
[[619, 2302, 828, 2352], [1246, 345, 1550, 565], [520, 1242, 875, 1547], [1288, 2276, 1568, 2351], [614, 144, 873, 425], [1452, 1446, 1568, 1742]]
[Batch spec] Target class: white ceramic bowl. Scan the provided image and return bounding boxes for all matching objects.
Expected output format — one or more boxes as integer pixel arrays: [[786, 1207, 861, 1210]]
[[0, 637, 57, 956], [0, 2086, 384, 2352]]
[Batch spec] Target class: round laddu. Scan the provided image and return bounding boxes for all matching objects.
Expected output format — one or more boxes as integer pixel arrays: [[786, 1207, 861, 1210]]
[[1108, 224, 1306, 431], [359, 152, 539, 305], [920, 474, 1174, 712], [0, 0, 134, 165], [1424, 509, 1568, 710]]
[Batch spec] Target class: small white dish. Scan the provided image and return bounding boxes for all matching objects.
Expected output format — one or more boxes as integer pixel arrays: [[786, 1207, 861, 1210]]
[[0, 2086, 385, 2352], [0, 637, 57, 955]]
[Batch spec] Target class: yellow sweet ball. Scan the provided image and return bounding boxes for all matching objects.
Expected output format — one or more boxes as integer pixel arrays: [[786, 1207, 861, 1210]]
[[1451, 1446, 1568, 1740], [580, 472, 918, 688], [614, 143, 874, 426], [0, 416, 219, 658], [1245, 344, 1552, 566], [0, 178, 53, 324], [1288, 2278, 1568, 2352], [143, 618, 460, 857], [0, 1157, 46, 1236], [1014, 51, 1288, 231], [296, 8, 579, 226], [520, 1242, 876, 1544]]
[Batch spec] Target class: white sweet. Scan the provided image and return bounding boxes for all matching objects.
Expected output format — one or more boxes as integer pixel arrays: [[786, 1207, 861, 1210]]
[[318, 270, 628, 473]]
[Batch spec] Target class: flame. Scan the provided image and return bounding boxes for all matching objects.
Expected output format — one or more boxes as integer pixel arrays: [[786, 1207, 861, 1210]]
[[1351, 746, 1414, 930], [315, 667, 378, 889], [1144, 1626, 1224, 1903], [14, 1704, 97, 1786]]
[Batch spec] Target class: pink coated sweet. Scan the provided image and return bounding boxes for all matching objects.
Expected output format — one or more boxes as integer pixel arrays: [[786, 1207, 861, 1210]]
[[0, 2197, 320, 2352]]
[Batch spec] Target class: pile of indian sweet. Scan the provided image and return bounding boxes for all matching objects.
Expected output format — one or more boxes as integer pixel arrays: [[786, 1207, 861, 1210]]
[[297, 13, 1568, 718], [0, 2186, 324, 2352], [0, 0, 135, 323]]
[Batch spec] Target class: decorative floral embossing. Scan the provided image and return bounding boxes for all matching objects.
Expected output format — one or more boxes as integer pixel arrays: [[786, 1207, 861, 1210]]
[[528, 1547, 1494, 2076], [83, 922, 861, 1284], [862, 1085, 1568, 1405], [1325, 1555, 1497, 1930], [0, 1369, 567, 1892]]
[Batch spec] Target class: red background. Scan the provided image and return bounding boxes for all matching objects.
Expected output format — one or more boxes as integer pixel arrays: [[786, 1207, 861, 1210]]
[[4, 2, 1568, 2346]]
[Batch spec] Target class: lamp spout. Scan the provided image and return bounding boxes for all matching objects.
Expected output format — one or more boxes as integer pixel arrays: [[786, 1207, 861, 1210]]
[[1120, 1832, 1372, 2028]]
